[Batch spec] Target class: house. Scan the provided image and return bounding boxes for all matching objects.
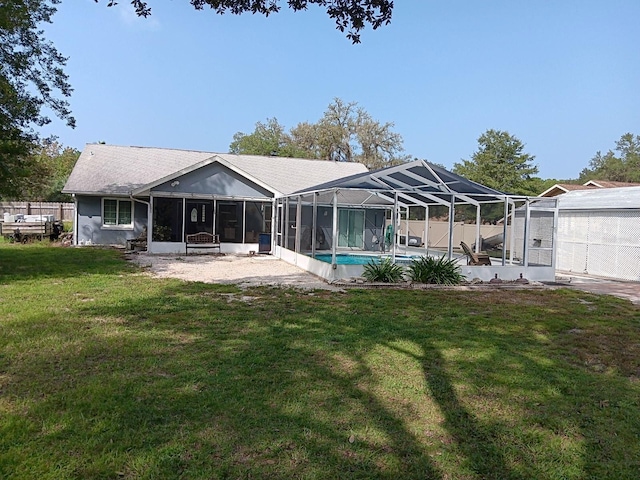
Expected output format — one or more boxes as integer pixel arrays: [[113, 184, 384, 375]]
[[64, 145, 563, 282], [62, 144, 367, 254]]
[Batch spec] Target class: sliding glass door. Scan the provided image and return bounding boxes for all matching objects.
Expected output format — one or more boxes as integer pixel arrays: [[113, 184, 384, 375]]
[[338, 209, 365, 248]]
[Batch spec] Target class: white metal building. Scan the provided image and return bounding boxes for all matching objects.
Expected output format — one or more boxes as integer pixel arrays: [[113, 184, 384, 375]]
[[555, 186, 640, 281]]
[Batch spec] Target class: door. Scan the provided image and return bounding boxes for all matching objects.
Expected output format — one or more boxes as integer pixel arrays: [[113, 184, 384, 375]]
[[338, 209, 365, 248], [186, 200, 214, 236]]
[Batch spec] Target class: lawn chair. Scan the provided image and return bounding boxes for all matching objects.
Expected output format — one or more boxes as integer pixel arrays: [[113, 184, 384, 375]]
[[460, 241, 492, 266]]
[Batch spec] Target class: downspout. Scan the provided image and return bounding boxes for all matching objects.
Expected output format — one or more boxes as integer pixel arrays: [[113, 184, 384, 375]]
[[130, 194, 151, 249], [72, 194, 78, 246]]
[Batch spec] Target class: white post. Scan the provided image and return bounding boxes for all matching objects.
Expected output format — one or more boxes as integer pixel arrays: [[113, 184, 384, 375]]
[[502, 197, 509, 266], [551, 197, 559, 270], [312, 193, 318, 258], [295, 195, 302, 254], [284, 197, 290, 250], [509, 200, 516, 265], [331, 189, 338, 267], [424, 206, 429, 255], [523, 199, 531, 267], [392, 192, 398, 263], [405, 206, 410, 251], [475, 204, 481, 253], [447, 195, 455, 259]]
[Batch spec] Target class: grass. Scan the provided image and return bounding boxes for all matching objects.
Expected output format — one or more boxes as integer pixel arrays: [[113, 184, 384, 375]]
[[1, 243, 639, 479]]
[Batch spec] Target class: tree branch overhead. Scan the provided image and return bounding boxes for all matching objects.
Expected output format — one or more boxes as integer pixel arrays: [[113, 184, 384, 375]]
[[100, 0, 394, 43]]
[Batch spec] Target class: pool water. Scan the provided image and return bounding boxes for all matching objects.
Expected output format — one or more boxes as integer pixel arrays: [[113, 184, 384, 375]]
[[313, 253, 415, 265]]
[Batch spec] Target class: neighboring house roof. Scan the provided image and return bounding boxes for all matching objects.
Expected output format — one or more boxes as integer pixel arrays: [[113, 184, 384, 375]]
[[583, 180, 640, 188], [558, 186, 640, 210], [538, 184, 598, 197], [538, 180, 640, 197], [63, 144, 368, 196]]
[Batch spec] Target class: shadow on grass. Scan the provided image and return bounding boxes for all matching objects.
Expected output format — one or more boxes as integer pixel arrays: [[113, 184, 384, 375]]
[[0, 244, 133, 282], [2, 277, 639, 479]]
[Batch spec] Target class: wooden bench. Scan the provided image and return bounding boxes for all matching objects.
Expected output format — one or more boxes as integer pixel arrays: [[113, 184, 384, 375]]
[[186, 232, 221, 255]]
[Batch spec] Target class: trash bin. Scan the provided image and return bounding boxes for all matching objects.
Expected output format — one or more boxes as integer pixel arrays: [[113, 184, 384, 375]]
[[258, 233, 271, 253]]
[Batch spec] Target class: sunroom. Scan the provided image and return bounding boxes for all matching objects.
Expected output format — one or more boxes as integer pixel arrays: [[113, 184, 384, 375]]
[[274, 160, 558, 282]]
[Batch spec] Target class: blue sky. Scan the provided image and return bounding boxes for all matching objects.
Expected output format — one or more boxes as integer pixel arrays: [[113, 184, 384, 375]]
[[41, 1, 639, 180]]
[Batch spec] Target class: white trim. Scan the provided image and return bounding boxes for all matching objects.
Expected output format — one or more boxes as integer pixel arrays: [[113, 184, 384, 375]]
[[538, 184, 570, 197], [101, 197, 134, 229]]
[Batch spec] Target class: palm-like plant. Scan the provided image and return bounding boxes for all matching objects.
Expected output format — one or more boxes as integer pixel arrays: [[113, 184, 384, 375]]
[[362, 257, 404, 283], [407, 255, 464, 285]]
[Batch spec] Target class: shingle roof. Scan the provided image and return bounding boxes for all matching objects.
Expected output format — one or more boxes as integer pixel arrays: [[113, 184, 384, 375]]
[[63, 144, 368, 196], [586, 180, 640, 188]]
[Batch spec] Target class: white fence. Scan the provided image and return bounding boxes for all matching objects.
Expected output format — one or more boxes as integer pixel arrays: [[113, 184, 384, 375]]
[[557, 209, 640, 281], [402, 219, 504, 250]]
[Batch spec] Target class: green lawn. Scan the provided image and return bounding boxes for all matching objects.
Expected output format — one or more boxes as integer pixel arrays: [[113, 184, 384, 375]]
[[1, 243, 639, 479]]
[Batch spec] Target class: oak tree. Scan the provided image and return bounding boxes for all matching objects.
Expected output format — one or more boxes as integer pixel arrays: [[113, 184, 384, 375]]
[[99, 0, 394, 43], [229, 98, 409, 169], [0, 0, 74, 199]]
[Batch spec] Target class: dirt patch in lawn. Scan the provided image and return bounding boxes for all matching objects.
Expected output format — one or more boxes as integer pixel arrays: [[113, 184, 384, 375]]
[[127, 252, 340, 291]]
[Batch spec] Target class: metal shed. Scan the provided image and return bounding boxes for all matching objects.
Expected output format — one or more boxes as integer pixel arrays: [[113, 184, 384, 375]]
[[555, 186, 640, 281]]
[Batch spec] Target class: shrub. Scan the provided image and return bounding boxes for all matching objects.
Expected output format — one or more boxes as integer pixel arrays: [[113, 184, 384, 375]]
[[408, 255, 464, 285], [362, 257, 404, 283]]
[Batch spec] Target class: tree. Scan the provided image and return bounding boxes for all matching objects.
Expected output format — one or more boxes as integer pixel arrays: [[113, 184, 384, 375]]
[[301, 98, 408, 168], [229, 98, 409, 169], [9, 140, 79, 201], [229, 117, 306, 157], [0, 0, 74, 199], [579, 133, 640, 183], [453, 129, 539, 195], [99, 0, 394, 43]]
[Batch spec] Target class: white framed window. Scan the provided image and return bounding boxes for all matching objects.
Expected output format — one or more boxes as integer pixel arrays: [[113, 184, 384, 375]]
[[102, 198, 133, 228]]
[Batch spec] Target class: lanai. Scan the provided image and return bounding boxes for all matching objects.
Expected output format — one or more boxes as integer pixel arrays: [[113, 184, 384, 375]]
[[274, 160, 558, 282]]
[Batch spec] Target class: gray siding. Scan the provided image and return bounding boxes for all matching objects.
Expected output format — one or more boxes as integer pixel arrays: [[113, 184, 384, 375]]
[[76, 196, 147, 245], [153, 163, 273, 199]]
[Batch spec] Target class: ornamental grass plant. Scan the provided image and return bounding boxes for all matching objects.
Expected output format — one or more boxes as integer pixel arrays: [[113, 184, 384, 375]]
[[362, 256, 405, 283], [407, 255, 464, 285]]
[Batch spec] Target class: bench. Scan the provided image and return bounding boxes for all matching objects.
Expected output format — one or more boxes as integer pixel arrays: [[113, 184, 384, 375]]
[[186, 232, 221, 255]]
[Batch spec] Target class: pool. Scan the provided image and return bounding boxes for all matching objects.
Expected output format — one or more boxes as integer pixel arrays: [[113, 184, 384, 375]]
[[313, 253, 416, 265]]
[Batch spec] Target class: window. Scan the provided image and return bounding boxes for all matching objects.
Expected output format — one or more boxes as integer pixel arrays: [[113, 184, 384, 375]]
[[103, 199, 133, 227]]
